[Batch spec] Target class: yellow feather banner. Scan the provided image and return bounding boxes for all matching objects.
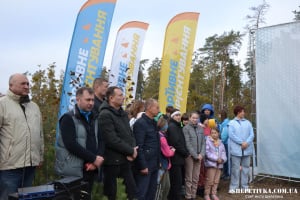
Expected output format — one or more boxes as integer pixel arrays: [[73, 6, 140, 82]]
[[158, 12, 199, 112]]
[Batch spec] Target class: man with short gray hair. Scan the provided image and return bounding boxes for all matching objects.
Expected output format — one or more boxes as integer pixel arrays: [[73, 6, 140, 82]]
[[133, 98, 160, 200], [0, 73, 44, 199]]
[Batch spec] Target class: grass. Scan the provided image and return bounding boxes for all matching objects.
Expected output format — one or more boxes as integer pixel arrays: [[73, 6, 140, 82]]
[[92, 179, 128, 200]]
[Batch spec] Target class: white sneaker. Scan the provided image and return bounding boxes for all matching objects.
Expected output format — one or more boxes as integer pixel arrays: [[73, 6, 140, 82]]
[[228, 189, 235, 194]]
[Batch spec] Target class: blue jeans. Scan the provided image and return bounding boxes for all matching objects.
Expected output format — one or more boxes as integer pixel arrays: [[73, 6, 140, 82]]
[[0, 167, 36, 199], [229, 155, 250, 190], [134, 168, 158, 200]]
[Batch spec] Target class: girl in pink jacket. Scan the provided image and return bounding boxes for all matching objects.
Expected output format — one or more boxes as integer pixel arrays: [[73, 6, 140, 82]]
[[156, 117, 175, 200]]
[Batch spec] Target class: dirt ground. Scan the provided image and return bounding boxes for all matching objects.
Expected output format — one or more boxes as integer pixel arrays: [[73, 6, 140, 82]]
[[194, 177, 300, 200]]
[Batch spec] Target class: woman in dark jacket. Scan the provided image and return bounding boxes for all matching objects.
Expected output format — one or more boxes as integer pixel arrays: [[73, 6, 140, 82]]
[[166, 109, 189, 200]]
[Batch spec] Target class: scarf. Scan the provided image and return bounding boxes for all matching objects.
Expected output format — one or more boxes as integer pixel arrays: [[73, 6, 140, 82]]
[[79, 109, 91, 122]]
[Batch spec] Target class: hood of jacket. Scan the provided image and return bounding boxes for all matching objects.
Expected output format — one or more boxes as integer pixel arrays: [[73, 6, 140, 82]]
[[200, 103, 214, 118]]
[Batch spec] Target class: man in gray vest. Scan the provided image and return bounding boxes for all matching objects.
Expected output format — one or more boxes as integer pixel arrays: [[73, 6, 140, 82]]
[[55, 87, 104, 200]]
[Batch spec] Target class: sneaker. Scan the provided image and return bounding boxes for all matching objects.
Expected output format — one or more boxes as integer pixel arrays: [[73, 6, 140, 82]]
[[204, 195, 211, 200], [211, 194, 219, 200], [228, 189, 236, 194]]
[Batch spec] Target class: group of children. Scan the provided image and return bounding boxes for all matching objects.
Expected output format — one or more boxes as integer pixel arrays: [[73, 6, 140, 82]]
[[126, 101, 229, 200], [154, 107, 227, 200]]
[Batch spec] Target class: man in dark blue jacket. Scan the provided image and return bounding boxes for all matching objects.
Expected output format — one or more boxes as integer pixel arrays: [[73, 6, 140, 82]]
[[133, 99, 160, 200]]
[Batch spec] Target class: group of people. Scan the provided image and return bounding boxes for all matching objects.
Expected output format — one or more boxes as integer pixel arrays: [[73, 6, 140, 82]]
[[0, 74, 255, 200]]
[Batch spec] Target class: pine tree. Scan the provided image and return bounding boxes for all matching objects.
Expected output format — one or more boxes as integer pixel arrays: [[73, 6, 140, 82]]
[[143, 58, 161, 99]]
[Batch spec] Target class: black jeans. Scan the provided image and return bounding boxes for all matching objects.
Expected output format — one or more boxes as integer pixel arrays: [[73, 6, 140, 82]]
[[82, 170, 97, 200], [168, 165, 184, 200], [103, 163, 137, 200], [223, 143, 230, 177]]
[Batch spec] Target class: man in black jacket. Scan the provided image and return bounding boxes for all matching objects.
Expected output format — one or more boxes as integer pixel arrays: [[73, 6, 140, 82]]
[[99, 86, 138, 200], [92, 78, 108, 114], [55, 87, 104, 200], [92, 78, 108, 182]]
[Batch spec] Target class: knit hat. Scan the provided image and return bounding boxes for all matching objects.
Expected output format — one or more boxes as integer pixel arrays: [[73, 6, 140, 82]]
[[208, 119, 217, 128], [170, 109, 181, 118]]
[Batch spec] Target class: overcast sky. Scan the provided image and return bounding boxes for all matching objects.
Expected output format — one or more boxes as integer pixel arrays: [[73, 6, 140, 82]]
[[0, 0, 298, 93]]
